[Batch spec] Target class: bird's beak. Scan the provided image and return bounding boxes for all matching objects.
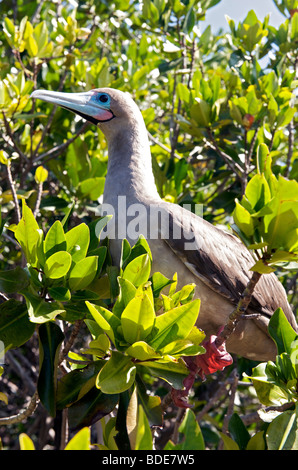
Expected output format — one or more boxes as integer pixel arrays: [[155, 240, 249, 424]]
[[30, 89, 114, 125]]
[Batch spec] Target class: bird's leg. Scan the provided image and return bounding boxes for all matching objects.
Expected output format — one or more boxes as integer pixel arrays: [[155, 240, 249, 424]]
[[215, 271, 262, 348]]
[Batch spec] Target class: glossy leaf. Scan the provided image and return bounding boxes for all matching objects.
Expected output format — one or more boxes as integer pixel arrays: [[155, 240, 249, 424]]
[[19, 433, 35, 450], [96, 351, 136, 394], [44, 220, 67, 258], [0, 299, 35, 349], [14, 200, 42, 266], [38, 322, 64, 416], [65, 223, 90, 262], [64, 427, 91, 450], [122, 253, 151, 287], [121, 292, 155, 344], [24, 291, 65, 323], [68, 256, 98, 291], [44, 251, 72, 279], [148, 299, 201, 350], [268, 308, 298, 355], [67, 387, 119, 432], [0, 267, 29, 293]]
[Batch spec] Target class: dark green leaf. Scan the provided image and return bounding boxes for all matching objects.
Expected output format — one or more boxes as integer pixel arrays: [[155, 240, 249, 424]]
[[0, 267, 29, 293], [38, 322, 64, 416], [0, 299, 35, 349]]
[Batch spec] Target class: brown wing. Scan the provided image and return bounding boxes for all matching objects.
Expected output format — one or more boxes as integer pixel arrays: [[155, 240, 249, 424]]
[[158, 202, 296, 330]]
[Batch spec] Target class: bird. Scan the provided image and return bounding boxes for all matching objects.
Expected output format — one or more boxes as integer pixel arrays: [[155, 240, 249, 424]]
[[31, 87, 298, 361]]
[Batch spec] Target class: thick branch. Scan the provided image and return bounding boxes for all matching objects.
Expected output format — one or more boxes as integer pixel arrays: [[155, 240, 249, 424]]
[[0, 391, 39, 425]]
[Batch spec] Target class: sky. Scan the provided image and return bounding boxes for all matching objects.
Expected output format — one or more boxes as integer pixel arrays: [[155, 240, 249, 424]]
[[202, 0, 285, 31]]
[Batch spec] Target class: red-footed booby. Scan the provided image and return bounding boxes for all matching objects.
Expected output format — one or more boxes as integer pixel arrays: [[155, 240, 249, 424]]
[[31, 87, 297, 361]]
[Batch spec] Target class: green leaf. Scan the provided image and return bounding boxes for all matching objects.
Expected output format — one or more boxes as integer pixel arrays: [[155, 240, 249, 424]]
[[148, 299, 200, 350], [19, 433, 35, 450], [67, 387, 119, 432], [233, 200, 255, 238], [96, 351, 136, 394], [177, 409, 205, 450], [68, 256, 98, 291], [218, 432, 240, 450], [125, 341, 161, 361], [85, 301, 120, 345], [150, 272, 174, 298], [0, 299, 35, 350], [14, 200, 42, 266], [245, 173, 271, 212], [257, 143, 271, 177], [44, 220, 67, 258], [137, 358, 188, 389], [266, 405, 298, 450], [44, 251, 72, 279], [268, 308, 298, 355], [38, 322, 64, 416], [245, 362, 291, 406], [56, 361, 104, 409], [123, 253, 151, 287], [79, 177, 105, 200], [121, 293, 155, 344], [190, 99, 211, 127], [64, 428, 91, 450], [134, 404, 153, 450], [0, 267, 29, 293], [228, 413, 251, 450], [246, 431, 266, 450], [35, 165, 48, 184], [117, 277, 137, 307], [24, 292, 65, 324], [65, 223, 90, 263], [48, 286, 71, 302]]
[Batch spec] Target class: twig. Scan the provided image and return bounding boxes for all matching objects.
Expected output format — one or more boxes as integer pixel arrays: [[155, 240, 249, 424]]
[[0, 390, 39, 425], [0, 292, 9, 301], [172, 408, 186, 444], [218, 368, 239, 450], [34, 121, 90, 164], [240, 402, 295, 427], [206, 128, 243, 176], [285, 120, 294, 178], [215, 271, 262, 348], [196, 377, 230, 423], [33, 182, 43, 218], [147, 131, 181, 159], [6, 160, 21, 223], [59, 319, 83, 364], [2, 112, 29, 163]]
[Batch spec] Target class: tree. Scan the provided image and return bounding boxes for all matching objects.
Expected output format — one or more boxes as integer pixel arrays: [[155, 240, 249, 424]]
[[0, 0, 297, 450]]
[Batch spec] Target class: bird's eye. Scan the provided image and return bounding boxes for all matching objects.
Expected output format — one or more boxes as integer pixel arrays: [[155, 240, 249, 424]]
[[98, 94, 109, 103]]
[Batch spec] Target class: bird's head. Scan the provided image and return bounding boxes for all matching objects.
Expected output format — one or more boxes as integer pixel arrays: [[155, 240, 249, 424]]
[[31, 87, 140, 135]]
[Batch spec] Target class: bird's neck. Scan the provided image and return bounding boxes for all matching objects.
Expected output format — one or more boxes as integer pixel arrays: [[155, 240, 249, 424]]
[[103, 119, 160, 208]]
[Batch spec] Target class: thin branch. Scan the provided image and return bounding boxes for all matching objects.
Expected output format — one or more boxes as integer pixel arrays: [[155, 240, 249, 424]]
[[240, 402, 295, 427], [0, 391, 39, 425], [147, 131, 181, 159], [218, 368, 239, 450], [31, 68, 69, 161], [2, 112, 29, 163], [59, 319, 83, 364], [285, 120, 294, 178], [33, 182, 43, 218], [6, 160, 21, 223], [34, 121, 90, 164], [206, 128, 243, 176]]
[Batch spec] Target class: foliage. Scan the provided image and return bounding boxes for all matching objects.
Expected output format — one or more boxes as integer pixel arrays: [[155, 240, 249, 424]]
[[0, 0, 297, 451]]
